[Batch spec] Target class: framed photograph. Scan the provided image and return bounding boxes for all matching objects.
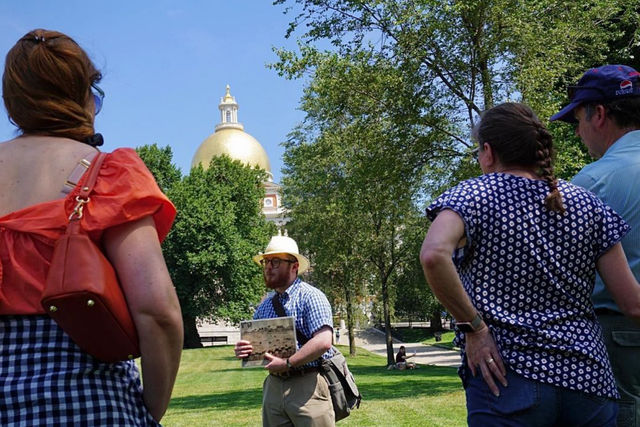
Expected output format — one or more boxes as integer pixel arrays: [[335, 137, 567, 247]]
[[240, 316, 297, 368]]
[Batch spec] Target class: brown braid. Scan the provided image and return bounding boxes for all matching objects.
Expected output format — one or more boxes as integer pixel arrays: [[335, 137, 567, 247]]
[[534, 123, 565, 214], [476, 103, 565, 214]]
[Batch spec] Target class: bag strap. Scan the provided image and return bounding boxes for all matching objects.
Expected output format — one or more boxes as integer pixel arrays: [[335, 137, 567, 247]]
[[78, 152, 106, 199], [60, 151, 99, 196], [271, 293, 311, 346], [68, 152, 106, 223]]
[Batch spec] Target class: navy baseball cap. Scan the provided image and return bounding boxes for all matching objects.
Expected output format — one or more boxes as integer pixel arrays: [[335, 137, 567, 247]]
[[550, 64, 640, 123]]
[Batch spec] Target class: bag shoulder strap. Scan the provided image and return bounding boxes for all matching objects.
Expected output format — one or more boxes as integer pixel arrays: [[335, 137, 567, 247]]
[[60, 151, 99, 196], [77, 152, 106, 199], [271, 293, 311, 346], [67, 152, 107, 224]]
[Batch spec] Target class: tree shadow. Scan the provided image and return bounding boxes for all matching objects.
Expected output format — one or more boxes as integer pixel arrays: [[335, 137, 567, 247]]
[[170, 360, 462, 414], [170, 388, 263, 411], [350, 364, 458, 376], [360, 377, 462, 401]]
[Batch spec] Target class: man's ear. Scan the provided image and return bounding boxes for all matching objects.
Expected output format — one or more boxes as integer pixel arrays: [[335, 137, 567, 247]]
[[593, 104, 608, 128]]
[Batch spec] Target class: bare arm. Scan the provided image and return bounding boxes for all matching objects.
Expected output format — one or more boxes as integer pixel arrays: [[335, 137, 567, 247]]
[[420, 210, 506, 395], [264, 326, 333, 373], [104, 216, 183, 422], [597, 243, 640, 320]]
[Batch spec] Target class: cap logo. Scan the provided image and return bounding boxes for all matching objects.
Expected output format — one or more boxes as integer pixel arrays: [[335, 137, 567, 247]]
[[616, 80, 633, 95]]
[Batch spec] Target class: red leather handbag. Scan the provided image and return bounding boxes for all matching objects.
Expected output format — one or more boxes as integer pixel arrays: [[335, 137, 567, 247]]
[[41, 152, 140, 362]]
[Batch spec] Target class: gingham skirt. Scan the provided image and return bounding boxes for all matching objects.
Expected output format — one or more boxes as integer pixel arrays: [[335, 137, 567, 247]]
[[0, 315, 159, 426]]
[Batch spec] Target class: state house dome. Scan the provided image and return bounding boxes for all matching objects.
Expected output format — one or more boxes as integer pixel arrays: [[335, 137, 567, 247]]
[[191, 85, 273, 181]]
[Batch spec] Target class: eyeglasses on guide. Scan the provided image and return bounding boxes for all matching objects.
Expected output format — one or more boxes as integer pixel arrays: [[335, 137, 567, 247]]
[[260, 258, 295, 269]]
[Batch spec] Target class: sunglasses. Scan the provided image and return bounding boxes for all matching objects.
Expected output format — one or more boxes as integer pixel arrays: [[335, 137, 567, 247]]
[[91, 82, 105, 115], [259, 258, 296, 269], [567, 85, 606, 101]]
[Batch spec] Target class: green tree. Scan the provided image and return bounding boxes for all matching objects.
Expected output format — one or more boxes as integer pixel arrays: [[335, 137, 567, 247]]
[[281, 52, 443, 364], [168, 158, 274, 347], [137, 145, 274, 348], [274, 0, 638, 185], [394, 214, 443, 329], [274, 0, 638, 363], [136, 144, 182, 193], [282, 128, 369, 357]]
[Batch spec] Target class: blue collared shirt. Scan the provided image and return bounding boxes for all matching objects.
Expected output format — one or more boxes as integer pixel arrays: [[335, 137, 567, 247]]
[[572, 130, 640, 311], [253, 277, 334, 365]]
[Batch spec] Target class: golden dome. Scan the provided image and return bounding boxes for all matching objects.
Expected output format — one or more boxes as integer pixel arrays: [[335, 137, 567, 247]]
[[192, 128, 272, 178], [191, 85, 273, 180]]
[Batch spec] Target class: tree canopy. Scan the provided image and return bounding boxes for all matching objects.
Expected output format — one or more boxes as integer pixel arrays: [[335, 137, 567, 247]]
[[272, 0, 640, 362], [137, 144, 274, 347]]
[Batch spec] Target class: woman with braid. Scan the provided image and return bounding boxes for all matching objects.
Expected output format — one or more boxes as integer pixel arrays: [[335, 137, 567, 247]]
[[420, 102, 640, 425]]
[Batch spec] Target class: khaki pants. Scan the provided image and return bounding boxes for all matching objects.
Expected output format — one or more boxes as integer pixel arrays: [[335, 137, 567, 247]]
[[262, 372, 335, 427]]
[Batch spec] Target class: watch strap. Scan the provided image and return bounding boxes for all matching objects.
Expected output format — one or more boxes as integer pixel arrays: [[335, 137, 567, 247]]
[[456, 313, 484, 332], [469, 313, 483, 330]]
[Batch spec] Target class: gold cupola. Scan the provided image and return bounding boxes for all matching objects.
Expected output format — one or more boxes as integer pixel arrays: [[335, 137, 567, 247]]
[[192, 85, 273, 181]]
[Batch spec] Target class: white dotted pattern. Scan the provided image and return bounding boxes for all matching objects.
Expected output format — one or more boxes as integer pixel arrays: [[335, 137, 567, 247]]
[[427, 173, 630, 398]]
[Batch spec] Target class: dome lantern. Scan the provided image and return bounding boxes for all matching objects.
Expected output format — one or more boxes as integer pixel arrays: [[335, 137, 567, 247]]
[[217, 85, 242, 131]]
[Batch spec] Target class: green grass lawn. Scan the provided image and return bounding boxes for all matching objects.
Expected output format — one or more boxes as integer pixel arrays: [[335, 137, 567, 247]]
[[387, 326, 459, 351], [161, 345, 466, 426], [421, 330, 459, 350]]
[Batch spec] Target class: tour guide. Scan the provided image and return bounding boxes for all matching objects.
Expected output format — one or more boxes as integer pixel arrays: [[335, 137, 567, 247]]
[[235, 234, 336, 426]]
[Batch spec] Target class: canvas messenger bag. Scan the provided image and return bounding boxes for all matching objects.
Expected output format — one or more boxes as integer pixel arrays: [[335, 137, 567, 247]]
[[271, 294, 362, 421]]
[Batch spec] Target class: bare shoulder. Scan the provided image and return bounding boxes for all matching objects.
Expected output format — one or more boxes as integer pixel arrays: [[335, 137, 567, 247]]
[[0, 135, 98, 215]]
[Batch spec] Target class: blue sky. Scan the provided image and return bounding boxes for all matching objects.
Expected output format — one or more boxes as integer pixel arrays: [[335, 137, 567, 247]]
[[0, 1, 306, 183]]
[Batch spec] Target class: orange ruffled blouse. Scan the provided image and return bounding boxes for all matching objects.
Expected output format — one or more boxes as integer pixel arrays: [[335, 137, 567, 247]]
[[0, 148, 176, 315]]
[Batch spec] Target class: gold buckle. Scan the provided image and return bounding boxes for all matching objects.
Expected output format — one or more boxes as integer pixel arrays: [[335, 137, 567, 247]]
[[69, 196, 90, 221]]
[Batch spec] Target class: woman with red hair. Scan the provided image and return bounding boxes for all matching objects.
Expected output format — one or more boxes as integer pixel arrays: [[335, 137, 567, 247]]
[[0, 29, 183, 425]]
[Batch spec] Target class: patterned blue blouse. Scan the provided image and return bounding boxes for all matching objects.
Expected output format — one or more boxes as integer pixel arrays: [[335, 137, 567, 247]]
[[253, 278, 335, 367], [427, 173, 630, 399]]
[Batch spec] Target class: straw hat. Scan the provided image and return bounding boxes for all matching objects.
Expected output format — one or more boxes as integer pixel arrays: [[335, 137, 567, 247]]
[[253, 234, 310, 274]]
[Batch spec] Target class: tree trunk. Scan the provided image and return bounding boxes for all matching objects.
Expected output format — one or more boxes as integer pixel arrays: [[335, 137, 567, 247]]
[[382, 277, 395, 365], [183, 314, 202, 349], [345, 283, 357, 356], [430, 311, 443, 332]]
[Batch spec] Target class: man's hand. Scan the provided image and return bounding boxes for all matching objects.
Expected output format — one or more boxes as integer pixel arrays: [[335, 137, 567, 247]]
[[234, 340, 253, 359], [264, 353, 288, 373], [465, 326, 508, 396]]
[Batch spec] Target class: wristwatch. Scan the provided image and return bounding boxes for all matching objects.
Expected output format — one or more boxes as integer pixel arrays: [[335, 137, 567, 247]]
[[286, 358, 293, 369], [455, 313, 484, 333]]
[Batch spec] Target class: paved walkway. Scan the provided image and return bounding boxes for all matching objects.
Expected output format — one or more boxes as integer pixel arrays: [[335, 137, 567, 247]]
[[339, 327, 461, 368]]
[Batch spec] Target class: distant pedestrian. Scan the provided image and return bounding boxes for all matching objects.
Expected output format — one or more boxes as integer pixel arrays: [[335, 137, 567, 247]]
[[335, 329, 340, 344]]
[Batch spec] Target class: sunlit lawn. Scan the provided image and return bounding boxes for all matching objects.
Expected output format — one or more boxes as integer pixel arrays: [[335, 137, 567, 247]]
[[161, 345, 466, 426], [422, 330, 458, 350]]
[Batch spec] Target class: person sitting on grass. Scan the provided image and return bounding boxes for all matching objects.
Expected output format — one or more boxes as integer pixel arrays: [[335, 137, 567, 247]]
[[395, 346, 416, 370]]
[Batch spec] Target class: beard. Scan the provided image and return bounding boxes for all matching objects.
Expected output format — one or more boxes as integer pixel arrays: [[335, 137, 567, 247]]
[[263, 268, 291, 289]]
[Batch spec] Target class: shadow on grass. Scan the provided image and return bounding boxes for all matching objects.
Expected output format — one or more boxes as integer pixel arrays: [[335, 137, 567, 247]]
[[170, 388, 263, 412], [171, 368, 460, 412], [350, 364, 457, 375], [360, 377, 462, 401], [349, 364, 462, 401]]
